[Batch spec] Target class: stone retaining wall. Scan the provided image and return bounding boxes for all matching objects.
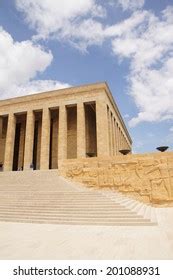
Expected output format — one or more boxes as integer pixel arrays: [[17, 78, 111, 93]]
[[59, 152, 173, 205]]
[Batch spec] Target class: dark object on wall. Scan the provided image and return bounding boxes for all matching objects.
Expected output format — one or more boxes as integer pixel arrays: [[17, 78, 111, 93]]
[[119, 149, 131, 155], [156, 146, 169, 152]]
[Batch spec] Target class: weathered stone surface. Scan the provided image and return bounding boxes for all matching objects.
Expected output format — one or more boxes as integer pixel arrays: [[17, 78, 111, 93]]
[[59, 152, 173, 205], [0, 83, 132, 171]]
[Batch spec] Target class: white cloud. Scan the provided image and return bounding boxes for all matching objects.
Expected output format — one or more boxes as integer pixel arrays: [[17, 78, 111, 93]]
[[3, 80, 70, 99], [60, 19, 105, 51], [129, 59, 173, 126], [0, 27, 70, 99], [14, 1, 173, 127], [15, 0, 106, 41], [110, 7, 173, 126], [105, 10, 148, 37], [15, 0, 146, 52], [169, 127, 173, 132], [117, 0, 145, 11]]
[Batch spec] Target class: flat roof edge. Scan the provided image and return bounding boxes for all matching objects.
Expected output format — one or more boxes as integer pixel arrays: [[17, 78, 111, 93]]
[[0, 82, 107, 105], [0, 81, 132, 143]]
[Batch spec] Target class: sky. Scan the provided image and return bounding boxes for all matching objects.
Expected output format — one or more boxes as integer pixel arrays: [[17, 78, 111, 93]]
[[0, 0, 173, 153]]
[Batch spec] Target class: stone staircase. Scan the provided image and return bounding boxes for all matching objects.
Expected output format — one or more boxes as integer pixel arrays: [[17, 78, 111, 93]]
[[0, 171, 157, 226]]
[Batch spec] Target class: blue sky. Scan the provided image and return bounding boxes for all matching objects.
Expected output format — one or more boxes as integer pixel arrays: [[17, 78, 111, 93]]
[[0, 0, 173, 153]]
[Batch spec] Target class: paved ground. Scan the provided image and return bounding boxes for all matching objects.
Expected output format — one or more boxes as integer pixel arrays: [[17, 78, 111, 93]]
[[0, 208, 172, 260]]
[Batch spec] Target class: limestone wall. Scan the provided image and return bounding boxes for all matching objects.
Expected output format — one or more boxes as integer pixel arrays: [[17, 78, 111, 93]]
[[59, 152, 173, 205], [0, 138, 5, 163], [67, 106, 77, 159], [18, 122, 26, 169]]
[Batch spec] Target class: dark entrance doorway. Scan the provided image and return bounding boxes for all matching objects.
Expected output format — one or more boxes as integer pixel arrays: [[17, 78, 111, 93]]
[[33, 120, 39, 170], [84, 102, 97, 157], [49, 109, 59, 169], [32, 111, 42, 170]]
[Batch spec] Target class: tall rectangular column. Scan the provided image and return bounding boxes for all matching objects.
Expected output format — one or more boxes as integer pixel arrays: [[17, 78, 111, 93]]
[[119, 129, 122, 151], [40, 108, 50, 170], [24, 110, 34, 170], [115, 120, 119, 155], [107, 107, 112, 156], [117, 125, 120, 154], [112, 117, 116, 156], [58, 105, 67, 161], [77, 103, 86, 158], [123, 135, 126, 149], [4, 113, 16, 171], [110, 113, 115, 156], [96, 100, 109, 157], [0, 117, 2, 138]]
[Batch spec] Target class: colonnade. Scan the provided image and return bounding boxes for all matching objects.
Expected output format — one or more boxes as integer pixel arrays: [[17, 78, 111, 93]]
[[0, 101, 131, 171], [107, 106, 131, 155]]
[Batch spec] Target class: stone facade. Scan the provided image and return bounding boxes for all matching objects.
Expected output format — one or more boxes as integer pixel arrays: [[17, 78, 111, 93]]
[[0, 82, 132, 171], [0, 82, 172, 206], [59, 152, 173, 205]]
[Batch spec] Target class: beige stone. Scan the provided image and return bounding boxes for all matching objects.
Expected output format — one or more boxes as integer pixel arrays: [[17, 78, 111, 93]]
[[1, 82, 172, 206], [3, 113, 16, 171], [77, 103, 85, 158], [59, 152, 173, 205], [0, 117, 2, 139], [24, 110, 34, 170], [40, 108, 50, 170], [58, 105, 67, 162], [0, 82, 132, 171], [0, 171, 172, 259], [96, 100, 109, 156]]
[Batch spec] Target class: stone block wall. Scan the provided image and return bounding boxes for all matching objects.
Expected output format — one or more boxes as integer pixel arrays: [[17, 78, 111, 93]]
[[67, 106, 77, 159], [0, 138, 5, 164], [59, 152, 173, 205]]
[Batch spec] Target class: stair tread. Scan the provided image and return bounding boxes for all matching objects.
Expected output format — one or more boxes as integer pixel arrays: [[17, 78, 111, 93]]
[[0, 171, 157, 226]]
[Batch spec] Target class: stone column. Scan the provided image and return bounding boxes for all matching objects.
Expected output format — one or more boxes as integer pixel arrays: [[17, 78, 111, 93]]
[[123, 135, 126, 149], [24, 110, 34, 170], [124, 138, 127, 149], [112, 117, 116, 156], [109, 112, 113, 156], [114, 120, 118, 155], [114, 121, 117, 155], [122, 133, 125, 149], [107, 107, 111, 155], [120, 130, 123, 150], [58, 105, 67, 161], [77, 103, 86, 158], [96, 100, 109, 157], [122, 132, 124, 149], [111, 114, 115, 156], [40, 108, 50, 170], [118, 126, 121, 154], [0, 117, 2, 138], [122, 134, 126, 149], [121, 133, 123, 149], [4, 113, 16, 171]]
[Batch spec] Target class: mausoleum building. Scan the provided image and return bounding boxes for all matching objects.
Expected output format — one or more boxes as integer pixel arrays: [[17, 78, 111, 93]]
[[0, 82, 132, 171]]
